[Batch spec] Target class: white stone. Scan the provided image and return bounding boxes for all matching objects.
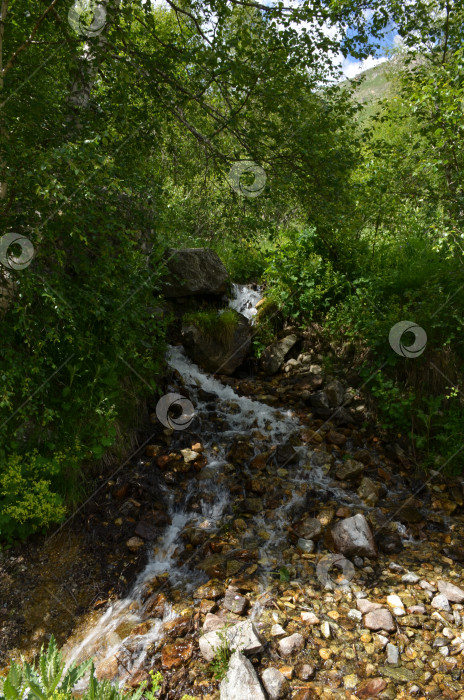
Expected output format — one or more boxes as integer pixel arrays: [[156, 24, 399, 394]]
[[431, 594, 451, 611], [402, 572, 420, 584], [220, 651, 266, 700], [271, 624, 286, 638], [438, 580, 464, 603], [347, 609, 362, 622]]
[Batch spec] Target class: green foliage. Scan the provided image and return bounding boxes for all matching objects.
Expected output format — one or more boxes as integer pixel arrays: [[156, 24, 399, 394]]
[[0, 636, 92, 700], [0, 637, 152, 700], [264, 228, 349, 322], [183, 309, 239, 347], [208, 628, 233, 681], [279, 566, 291, 583]]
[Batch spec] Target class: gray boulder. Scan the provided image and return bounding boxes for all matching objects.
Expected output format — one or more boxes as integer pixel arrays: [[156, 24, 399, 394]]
[[220, 652, 266, 700], [182, 310, 251, 375], [162, 248, 229, 297], [260, 335, 298, 375], [331, 514, 377, 558]]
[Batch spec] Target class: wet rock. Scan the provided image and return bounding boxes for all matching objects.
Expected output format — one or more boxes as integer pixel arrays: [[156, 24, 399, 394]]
[[126, 537, 144, 552], [278, 633, 304, 656], [301, 611, 319, 625], [163, 616, 191, 636], [396, 504, 424, 524], [134, 521, 157, 540], [386, 643, 399, 664], [437, 580, 464, 603], [161, 639, 194, 669], [294, 516, 322, 541], [275, 443, 299, 466], [356, 678, 387, 698], [296, 538, 314, 554], [295, 663, 314, 681], [335, 459, 364, 481], [357, 477, 381, 506], [331, 513, 377, 558], [364, 609, 396, 632], [325, 380, 345, 407], [377, 530, 404, 554], [242, 498, 263, 514], [162, 247, 229, 297], [223, 587, 248, 615], [260, 335, 298, 375], [182, 310, 251, 376], [220, 651, 266, 700], [228, 437, 254, 465], [379, 666, 417, 682], [308, 390, 330, 410], [144, 592, 167, 618], [261, 668, 288, 699], [199, 621, 264, 661], [326, 429, 346, 446], [95, 655, 118, 680], [195, 581, 224, 600], [356, 599, 383, 614]]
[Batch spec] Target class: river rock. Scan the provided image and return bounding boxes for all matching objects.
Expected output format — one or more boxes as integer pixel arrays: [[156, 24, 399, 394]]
[[260, 335, 298, 375], [331, 514, 377, 558], [364, 609, 396, 632], [223, 587, 248, 615], [199, 620, 264, 661], [356, 678, 387, 698], [437, 580, 464, 603], [161, 640, 194, 669], [325, 380, 345, 407], [294, 516, 322, 541], [278, 633, 304, 656], [335, 459, 364, 481], [261, 668, 288, 699], [220, 651, 266, 700], [357, 477, 381, 506], [162, 247, 229, 297], [182, 310, 251, 375]]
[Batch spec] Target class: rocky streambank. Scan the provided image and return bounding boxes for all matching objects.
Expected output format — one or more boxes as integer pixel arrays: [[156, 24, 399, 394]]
[[2, 252, 464, 700]]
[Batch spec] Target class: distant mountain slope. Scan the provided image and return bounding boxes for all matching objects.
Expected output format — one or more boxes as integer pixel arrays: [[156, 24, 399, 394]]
[[340, 62, 392, 120]]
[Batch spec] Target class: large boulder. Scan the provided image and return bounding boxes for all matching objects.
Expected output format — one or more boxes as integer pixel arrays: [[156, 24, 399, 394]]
[[162, 248, 229, 298], [260, 334, 298, 375], [182, 310, 251, 375]]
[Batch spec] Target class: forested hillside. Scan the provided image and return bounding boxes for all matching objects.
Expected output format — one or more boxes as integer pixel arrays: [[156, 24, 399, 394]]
[[1, 0, 464, 697]]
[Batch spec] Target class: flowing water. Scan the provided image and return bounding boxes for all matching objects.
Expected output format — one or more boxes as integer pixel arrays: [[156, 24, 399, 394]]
[[61, 285, 403, 685]]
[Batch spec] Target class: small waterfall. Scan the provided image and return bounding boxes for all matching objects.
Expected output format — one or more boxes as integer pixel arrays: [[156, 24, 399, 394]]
[[228, 283, 262, 323]]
